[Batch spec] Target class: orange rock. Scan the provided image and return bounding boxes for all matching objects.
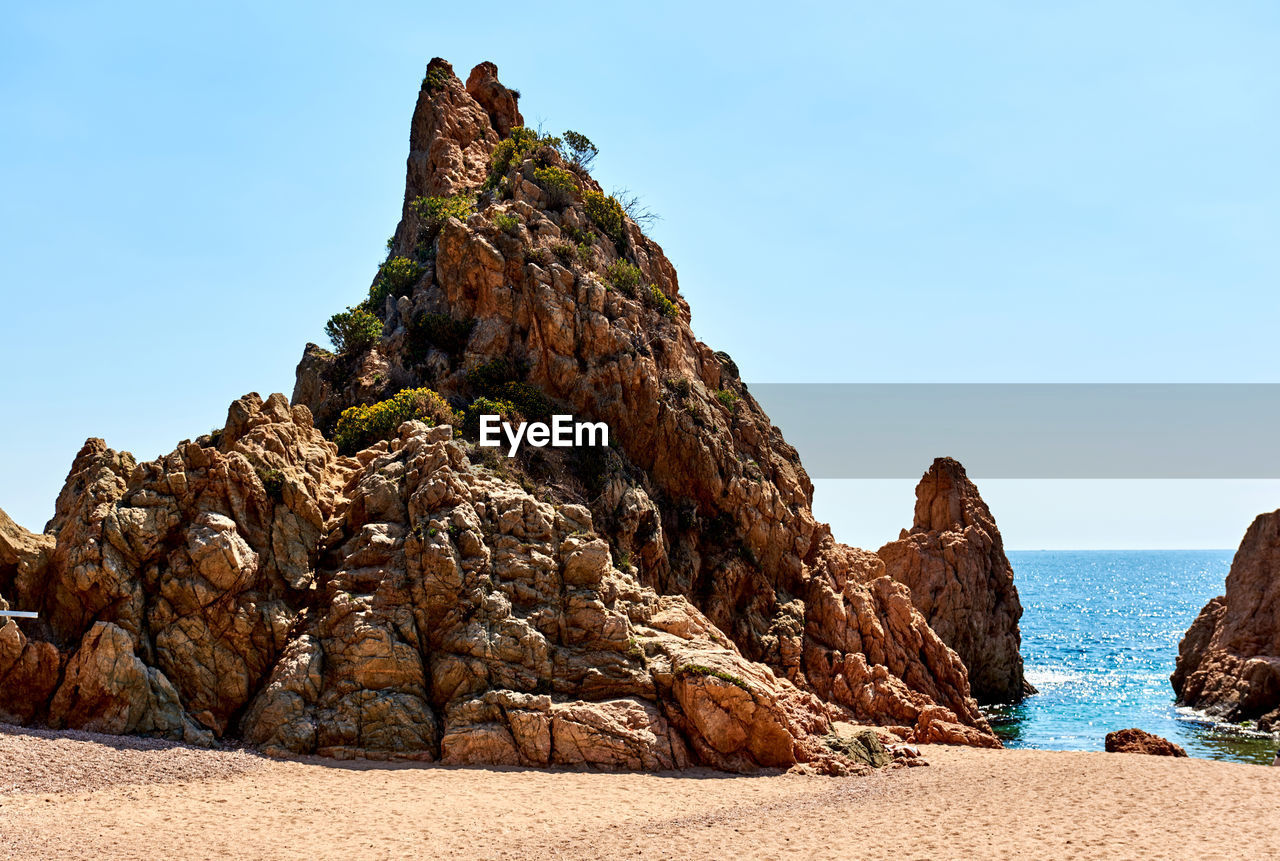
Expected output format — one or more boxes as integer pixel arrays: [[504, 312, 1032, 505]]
[[1173, 509, 1280, 729]]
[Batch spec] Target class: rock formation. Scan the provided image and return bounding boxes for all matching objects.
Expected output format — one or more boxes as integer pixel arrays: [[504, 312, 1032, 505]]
[[0, 58, 1013, 771], [1104, 728, 1188, 757], [877, 458, 1033, 704], [1172, 509, 1280, 730]]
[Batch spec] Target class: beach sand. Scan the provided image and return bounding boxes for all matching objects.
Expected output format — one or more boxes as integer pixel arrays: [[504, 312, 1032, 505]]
[[2, 724, 1276, 860]]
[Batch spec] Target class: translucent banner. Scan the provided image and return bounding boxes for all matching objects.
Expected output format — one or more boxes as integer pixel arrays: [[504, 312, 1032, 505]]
[[749, 384, 1280, 478]]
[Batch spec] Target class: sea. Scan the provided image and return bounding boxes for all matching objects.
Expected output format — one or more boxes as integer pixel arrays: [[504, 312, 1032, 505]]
[[987, 549, 1278, 765]]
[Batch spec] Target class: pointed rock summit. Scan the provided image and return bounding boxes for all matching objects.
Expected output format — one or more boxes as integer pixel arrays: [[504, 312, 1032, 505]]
[[0, 59, 1025, 770], [878, 458, 1033, 704]]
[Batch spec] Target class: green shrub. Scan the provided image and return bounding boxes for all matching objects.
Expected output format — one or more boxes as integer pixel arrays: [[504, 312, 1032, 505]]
[[667, 377, 692, 399], [564, 225, 594, 245], [325, 307, 383, 354], [532, 166, 577, 208], [583, 190, 626, 246], [488, 126, 544, 183], [576, 243, 595, 268], [257, 466, 285, 502], [463, 396, 524, 438], [716, 389, 739, 413], [412, 194, 475, 238], [647, 284, 679, 319], [423, 63, 452, 93], [365, 256, 424, 312], [406, 312, 473, 362], [496, 381, 553, 421], [551, 242, 576, 264], [527, 246, 552, 267], [604, 259, 642, 297], [560, 130, 598, 171], [494, 212, 520, 235], [466, 357, 518, 393], [333, 387, 457, 455]]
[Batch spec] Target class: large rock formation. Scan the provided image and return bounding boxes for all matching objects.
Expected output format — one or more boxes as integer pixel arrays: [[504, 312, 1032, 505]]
[[1172, 509, 1280, 730], [877, 458, 1032, 704], [0, 57, 1013, 769]]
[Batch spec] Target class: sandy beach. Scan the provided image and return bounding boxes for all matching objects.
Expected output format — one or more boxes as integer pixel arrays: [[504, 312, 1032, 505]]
[[2, 724, 1276, 860]]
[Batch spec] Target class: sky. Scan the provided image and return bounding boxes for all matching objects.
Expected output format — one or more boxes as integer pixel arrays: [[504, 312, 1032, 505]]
[[2, 2, 1278, 548]]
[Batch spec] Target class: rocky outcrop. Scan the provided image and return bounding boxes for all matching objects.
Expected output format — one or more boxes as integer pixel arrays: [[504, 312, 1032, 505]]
[[293, 59, 999, 746], [876, 458, 1032, 704], [1104, 728, 1188, 757], [0, 58, 1011, 770], [1172, 510, 1280, 730], [0, 396, 881, 774]]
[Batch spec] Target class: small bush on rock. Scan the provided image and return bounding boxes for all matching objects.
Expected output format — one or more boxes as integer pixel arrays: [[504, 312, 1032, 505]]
[[560, 130, 598, 171], [496, 381, 553, 422], [412, 194, 475, 240], [716, 389, 739, 413], [604, 260, 642, 297], [256, 466, 285, 502], [551, 242, 576, 264], [494, 212, 520, 235], [532, 166, 577, 208], [487, 126, 559, 185], [365, 256, 424, 312], [463, 396, 524, 438], [423, 63, 452, 93], [583, 190, 626, 246], [466, 357, 518, 393], [680, 664, 751, 692], [325, 307, 383, 354], [333, 387, 457, 455], [407, 312, 473, 363], [647, 284, 679, 319]]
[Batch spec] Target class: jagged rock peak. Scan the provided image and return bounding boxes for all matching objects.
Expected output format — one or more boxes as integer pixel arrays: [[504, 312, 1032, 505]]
[[1, 60, 1017, 772], [1172, 508, 1280, 729], [910, 456, 991, 534], [878, 457, 1033, 704], [291, 58, 1002, 749]]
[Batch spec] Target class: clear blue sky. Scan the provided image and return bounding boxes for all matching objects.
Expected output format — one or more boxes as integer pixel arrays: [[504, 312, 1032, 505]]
[[2, 2, 1278, 547]]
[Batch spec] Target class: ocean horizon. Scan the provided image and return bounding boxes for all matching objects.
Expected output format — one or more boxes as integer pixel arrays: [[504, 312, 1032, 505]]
[[991, 549, 1278, 765]]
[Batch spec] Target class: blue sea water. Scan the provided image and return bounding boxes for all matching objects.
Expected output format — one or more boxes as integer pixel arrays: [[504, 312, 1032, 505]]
[[988, 550, 1278, 765]]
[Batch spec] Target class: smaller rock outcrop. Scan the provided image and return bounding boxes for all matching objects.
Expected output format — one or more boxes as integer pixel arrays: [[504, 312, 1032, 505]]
[[1104, 728, 1188, 757], [1172, 510, 1280, 729], [877, 458, 1033, 704]]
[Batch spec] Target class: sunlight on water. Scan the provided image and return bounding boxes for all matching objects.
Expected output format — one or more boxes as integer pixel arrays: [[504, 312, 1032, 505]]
[[989, 550, 1279, 766]]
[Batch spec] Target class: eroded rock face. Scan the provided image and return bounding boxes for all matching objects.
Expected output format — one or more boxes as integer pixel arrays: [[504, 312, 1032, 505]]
[[292, 60, 999, 750], [877, 458, 1032, 704], [1172, 510, 1280, 729], [0, 59, 1012, 768], [1, 400, 873, 774], [1104, 728, 1188, 757]]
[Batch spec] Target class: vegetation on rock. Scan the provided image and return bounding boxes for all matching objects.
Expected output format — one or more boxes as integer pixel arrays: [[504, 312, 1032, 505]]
[[532, 166, 577, 208], [647, 284, 679, 319], [462, 396, 523, 437], [604, 259, 642, 297], [583, 189, 626, 246], [560, 130, 598, 171], [324, 307, 383, 354], [333, 387, 456, 454], [366, 256, 424, 312]]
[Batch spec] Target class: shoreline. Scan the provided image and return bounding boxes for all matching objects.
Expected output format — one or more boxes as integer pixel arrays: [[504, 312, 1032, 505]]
[[3, 726, 1277, 860]]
